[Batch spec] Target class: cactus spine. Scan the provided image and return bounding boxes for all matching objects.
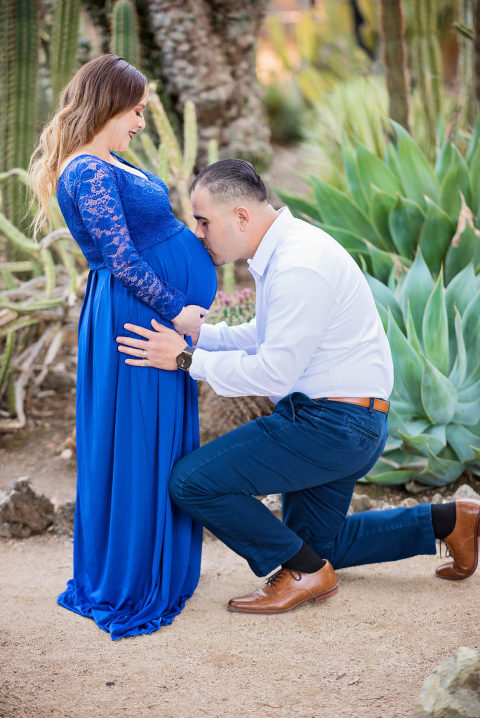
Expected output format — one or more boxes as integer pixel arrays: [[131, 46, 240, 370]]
[[111, 0, 141, 68], [50, 0, 81, 105], [0, 0, 39, 231]]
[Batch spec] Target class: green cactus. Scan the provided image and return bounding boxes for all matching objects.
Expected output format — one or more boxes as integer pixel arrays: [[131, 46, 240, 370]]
[[365, 253, 480, 487], [410, 0, 443, 157], [0, 0, 39, 232], [50, 0, 81, 105], [110, 0, 140, 68], [121, 90, 218, 230], [278, 121, 480, 282]]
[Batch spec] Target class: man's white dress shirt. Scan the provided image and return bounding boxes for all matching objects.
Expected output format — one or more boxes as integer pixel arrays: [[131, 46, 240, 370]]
[[190, 207, 394, 404]]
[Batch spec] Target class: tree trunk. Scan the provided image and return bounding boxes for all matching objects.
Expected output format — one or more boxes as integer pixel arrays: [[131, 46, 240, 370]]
[[139, 0, 271, 169], [379, 0, 410, 131]]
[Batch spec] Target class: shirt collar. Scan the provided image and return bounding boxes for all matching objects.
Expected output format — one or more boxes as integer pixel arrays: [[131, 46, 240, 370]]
[[248, 206, 294, 278]]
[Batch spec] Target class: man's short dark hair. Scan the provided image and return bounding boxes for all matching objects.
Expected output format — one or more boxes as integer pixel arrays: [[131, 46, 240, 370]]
[[191, 159, 268, 204]]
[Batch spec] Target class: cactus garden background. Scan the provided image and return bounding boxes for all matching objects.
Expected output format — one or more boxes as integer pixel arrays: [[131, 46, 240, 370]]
[[1, 2, 480, 718]]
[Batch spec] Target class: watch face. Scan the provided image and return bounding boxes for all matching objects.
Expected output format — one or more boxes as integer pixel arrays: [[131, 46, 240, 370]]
[[176, 349, 193, 370]]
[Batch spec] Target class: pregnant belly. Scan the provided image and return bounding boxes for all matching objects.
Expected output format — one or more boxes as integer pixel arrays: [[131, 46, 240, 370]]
[[140, 226, 217, 310]]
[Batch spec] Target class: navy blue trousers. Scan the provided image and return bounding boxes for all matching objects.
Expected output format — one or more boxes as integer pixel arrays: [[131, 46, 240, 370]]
[[169, 392, 436, 577]]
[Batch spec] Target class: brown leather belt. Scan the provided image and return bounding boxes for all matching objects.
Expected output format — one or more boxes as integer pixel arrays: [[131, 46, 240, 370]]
[[313, 397, 390, 414]]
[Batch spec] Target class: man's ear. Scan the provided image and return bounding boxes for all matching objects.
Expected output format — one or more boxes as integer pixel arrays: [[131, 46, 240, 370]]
[[233, 205, 250, 231]]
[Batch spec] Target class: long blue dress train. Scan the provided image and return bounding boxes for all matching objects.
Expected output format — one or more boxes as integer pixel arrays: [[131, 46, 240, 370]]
[[56, 152, 217, 639]]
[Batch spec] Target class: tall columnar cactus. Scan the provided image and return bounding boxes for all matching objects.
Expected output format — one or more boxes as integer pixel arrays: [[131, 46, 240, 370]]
[[110, 0, 141, 68], [50, 0, 81, 105], [0, 0, 39, 231], [411, 0, 443, 156], [378, 0, 410, 131]]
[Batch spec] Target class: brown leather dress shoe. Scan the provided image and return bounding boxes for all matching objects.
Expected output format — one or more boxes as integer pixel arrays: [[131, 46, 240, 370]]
[[227, 560, 338, 614], [436, 499, 480, 580]]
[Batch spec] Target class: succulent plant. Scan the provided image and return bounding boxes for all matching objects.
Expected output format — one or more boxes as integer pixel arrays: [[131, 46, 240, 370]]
[[278, 121, 480, 284], [364, 252, 480, 487]]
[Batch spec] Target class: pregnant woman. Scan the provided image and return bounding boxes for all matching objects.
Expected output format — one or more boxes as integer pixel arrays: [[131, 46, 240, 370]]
[[28, 54, 217, 639]]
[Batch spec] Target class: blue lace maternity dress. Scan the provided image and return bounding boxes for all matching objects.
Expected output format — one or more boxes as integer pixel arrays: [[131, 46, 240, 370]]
[[56, 152, 217, 640]]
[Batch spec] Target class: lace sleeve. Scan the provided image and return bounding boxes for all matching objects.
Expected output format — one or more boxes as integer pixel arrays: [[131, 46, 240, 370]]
[[74, 160, 185, 320]]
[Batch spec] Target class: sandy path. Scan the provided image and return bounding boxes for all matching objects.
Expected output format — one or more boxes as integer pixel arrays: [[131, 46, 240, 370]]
[[1, 533, 479, 718]]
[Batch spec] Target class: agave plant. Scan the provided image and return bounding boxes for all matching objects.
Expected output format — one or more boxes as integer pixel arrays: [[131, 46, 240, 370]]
[[278, 120, 480, 284], [364, 251, 480, 487]]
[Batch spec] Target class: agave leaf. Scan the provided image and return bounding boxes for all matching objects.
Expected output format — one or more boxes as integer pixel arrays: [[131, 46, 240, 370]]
[[365, 468, 423, 485], [387, 311, 424, 414], [418, 198, 455, 277], [458, 379, 480, 402], [438, 146, 473, 222], [462, 292, 480, 379], [388, 195, 425, 259], [364, 242, 406, 284], [402, 418, 432, 435], [420, 448, 465, 486], [422, 269, 449, 375], [400, 250, 434, 340], [444, 222, 480, 285], [445, 262, 477, 343], [390, 120, 440, 208], [421, 358, 457, 425], [452, 399, 480, 426], [446, 424, 480, 463], [468, 132, 480, 216], [365, 274, 404, 331], [354, 139, 403, 200], [317, 224, 368, 253], [435, 140, 453, 182], [405, 301, 424, 357], [310, 177, 382, 246], [449, 307, 467, 386], [369, 189, 397, 251], [341, 138, 368, 213], [399, 431, 446, 457], [275, 189, 322, 223]]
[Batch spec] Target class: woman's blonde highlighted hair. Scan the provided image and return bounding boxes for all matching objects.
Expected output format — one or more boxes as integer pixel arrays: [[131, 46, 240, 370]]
[[28, 54, 147, 240]]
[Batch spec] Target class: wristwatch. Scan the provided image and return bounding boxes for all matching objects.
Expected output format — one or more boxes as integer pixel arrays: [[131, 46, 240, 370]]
[[176, 345, 195, 372]]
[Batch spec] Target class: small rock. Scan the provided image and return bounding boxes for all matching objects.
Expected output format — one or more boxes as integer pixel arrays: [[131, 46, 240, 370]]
[[60, 448, 73, 461], [400, 497, 419, 508], [415, 646, 480, 718], [349, 493, 374, 513], [0, 478, 54, 538], [430, 493, 444, 505], [453, 484, 480, 502], [261, 494, 282, 516]]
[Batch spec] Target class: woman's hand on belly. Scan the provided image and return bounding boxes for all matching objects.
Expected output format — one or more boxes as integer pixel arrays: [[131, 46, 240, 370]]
[[172, 304, 209, 337]]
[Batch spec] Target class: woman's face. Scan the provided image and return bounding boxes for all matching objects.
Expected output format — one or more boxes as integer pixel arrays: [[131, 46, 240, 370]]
[[101, 87, 149, 151]]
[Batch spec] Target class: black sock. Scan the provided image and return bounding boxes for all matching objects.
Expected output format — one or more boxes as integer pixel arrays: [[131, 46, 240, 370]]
[[282, 542, 326, 573], [431, 502, 456, 539]]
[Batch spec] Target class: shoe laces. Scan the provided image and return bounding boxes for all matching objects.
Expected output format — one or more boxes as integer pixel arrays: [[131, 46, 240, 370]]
[[266, 568, 302, 587], [438, 540, 452, 559]]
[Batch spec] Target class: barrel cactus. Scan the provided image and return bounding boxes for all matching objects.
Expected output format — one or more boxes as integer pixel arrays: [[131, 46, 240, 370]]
[[365, 252, 480, 487]]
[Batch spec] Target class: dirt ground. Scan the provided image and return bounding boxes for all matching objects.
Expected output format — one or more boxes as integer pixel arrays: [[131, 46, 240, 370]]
[[1, 394, 480, 718]]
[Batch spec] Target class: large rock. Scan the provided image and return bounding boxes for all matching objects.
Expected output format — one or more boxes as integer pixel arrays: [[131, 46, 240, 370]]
[[415, 647, 480, 718], [0, 478, 54, 538]]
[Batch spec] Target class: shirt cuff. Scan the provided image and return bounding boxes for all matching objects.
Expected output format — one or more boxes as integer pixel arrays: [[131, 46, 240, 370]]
[[196, 322, 227, 351], [189, 348, 208, 381]]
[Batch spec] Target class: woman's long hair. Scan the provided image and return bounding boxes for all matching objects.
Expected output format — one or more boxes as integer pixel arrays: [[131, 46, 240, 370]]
[[28, 54, 147, 240]]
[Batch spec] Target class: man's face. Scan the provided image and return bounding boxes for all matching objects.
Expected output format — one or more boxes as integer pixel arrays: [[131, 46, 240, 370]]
[[191, 187, 243, 266]]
